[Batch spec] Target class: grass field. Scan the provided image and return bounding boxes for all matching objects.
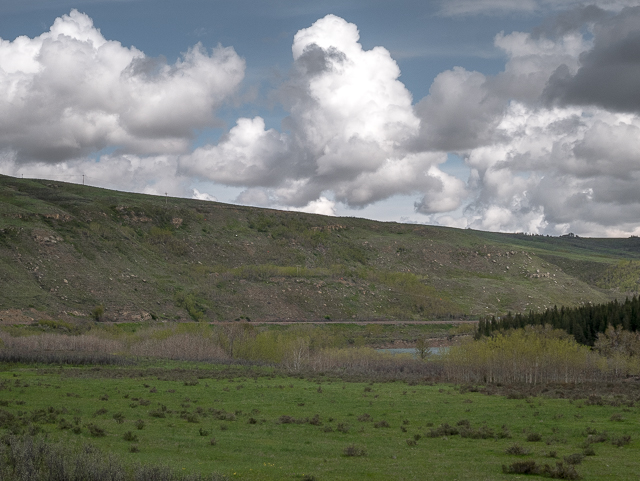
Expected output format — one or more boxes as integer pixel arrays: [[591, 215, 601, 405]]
[[0, 361, 638, 480]]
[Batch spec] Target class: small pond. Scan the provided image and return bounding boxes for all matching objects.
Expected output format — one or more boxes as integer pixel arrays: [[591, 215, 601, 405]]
[[376, 347, 448, 357]]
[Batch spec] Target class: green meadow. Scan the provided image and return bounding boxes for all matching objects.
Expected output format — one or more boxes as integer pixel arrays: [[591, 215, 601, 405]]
[[0, 362, 638, 480]]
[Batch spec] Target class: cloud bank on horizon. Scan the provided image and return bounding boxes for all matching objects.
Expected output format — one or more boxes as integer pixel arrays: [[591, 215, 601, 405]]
[[1, 5, 640, 236]]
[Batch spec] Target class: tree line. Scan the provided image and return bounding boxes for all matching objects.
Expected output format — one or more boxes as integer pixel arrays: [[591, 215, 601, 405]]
[[476, 296, 640, 345]]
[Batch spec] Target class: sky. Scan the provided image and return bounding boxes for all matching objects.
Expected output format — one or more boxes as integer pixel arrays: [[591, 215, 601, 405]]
[[2, 1, 640, 237]]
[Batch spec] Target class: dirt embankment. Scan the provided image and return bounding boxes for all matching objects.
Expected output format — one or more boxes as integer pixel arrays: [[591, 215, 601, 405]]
[[0, 309, 49, 324]]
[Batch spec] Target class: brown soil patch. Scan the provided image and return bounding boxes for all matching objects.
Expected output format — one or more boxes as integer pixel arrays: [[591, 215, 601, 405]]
[[0, 308, 51, 324]]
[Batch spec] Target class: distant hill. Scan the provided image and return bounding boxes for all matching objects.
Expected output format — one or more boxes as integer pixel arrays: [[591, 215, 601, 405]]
[[1, 174, 639, 323]]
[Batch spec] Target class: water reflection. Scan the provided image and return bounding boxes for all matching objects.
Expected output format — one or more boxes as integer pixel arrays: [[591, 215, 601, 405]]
[[376, 347, 447, 357]]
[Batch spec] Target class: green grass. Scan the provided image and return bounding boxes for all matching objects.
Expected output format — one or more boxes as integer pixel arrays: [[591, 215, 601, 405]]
[[0, 363, 638, 480]]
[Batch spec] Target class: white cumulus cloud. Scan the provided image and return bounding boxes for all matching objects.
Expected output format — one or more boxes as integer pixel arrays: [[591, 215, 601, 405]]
[[0, 9, 245, 163], [179, 14, 466, 214]]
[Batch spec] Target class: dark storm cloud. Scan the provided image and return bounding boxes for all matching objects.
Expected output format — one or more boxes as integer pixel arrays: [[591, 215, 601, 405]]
[[544, 7, 640, 112]]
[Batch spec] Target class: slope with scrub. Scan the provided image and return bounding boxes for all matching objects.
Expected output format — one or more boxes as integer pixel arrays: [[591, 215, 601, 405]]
[[0, 175, 638, 323]]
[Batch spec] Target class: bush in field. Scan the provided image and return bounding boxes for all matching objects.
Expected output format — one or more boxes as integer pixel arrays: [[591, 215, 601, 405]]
[[526, 432, 542, 442], [542, 462, 581, 480], [502, 460, 540, 474], [505, 444, 530, 455], [563, 454, 583, 465], [337, 423, 350, 433], [426, 423, 459, 437], [91, 304, 105, 321], [86, 423, 106, 437], [611, 435, 631, 447], [343, 444, 366, 457]]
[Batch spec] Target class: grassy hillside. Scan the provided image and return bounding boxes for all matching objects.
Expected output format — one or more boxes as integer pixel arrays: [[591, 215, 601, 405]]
[[1, 174, 639, 323]]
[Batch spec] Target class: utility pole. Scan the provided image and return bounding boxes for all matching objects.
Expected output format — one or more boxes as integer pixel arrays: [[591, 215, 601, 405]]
[[82, 174, 85, 185]]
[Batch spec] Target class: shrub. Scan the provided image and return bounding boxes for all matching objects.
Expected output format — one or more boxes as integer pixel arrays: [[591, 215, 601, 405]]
[[406, 439, 417, 446], [113, 412, 125, 424], [186, 413, 200, 423], [582, 446, 595, 456], [374, 420, 390, 428], [611, 435, 631, 447], [174, 291, 206, 322], [135, 419, 145, 430], [502, 460, 540, 474], [86, 423, 106, 437], [526, 432, 542, 442], [460, 425, 495, 439], [357, 413, 372, 422], [58, 418, 72, 430], [129, 444, 140, 453], [28, 424, 43, 436], [210, 437, 217, 446], [505, 444, 530, 456], [426, 423, 459, 438], [123, 431, 139, 442], [541, 462, 581, 480], [278, 415, 295, 424], [610, 413, 624, 422], [337, 423, 350, 433], [199, 428, 210, 436], [92, 304, 105, 321], [309, 414, 322, 426], [343, 444, 366, 457], [586, 432, 608, 444], [563, 454, 583, 465]]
